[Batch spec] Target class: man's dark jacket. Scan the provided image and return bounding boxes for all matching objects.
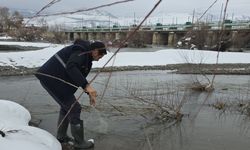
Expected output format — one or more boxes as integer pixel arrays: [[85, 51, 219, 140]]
[[35, 41, 93, 99]]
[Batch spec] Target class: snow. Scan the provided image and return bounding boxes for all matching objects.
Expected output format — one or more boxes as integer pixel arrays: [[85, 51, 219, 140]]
[[0, 40, 250, 150], [1, 41, 250, 68], [0, 41, 53, 47], [24, 10, 120, 28], [0, 99, 61, 150], [24, 11, 193, 29], [0, 41, 65, 68], [0, 36, 13, 40]]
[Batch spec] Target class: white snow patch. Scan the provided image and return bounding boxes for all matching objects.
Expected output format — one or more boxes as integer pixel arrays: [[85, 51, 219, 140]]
[[1, 41, 250, 69], [0, 99, 61, 150]]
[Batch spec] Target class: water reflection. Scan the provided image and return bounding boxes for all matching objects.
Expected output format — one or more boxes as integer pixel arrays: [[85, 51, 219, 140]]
[[0, 71, 250, 150]]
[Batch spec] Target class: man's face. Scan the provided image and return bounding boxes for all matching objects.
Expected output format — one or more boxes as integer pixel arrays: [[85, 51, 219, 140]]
[[92, 49, 105, 61]]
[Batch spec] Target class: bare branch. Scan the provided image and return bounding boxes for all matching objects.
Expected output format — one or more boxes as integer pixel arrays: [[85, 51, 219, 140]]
[[35, 0, 162, 131], [90, 0, 162, 84], [26, 0, 62, 24], [198, 0, 218, 21], [210, 0, 230, 85], [99, 55, 117, 103], [30, 0, 135, 17], [34, 0, 62, 17]]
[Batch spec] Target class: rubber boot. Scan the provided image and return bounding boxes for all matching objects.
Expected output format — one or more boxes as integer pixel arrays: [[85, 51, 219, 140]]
[[56, 113, 73, 144], [71, 120, 94, 149]]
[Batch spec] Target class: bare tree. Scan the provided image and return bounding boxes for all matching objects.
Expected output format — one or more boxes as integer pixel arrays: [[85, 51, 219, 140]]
[[9, 11, 23, 29], [43, 24, 67, 43], [0, 7, 10, 32]]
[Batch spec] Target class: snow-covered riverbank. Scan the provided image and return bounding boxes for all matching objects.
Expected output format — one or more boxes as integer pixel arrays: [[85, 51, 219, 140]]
[[1, 41, 250, 76], [1, 41, 250, 68]]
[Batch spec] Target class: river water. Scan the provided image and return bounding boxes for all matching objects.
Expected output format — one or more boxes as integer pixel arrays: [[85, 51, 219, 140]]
[[0, 71, 250, 150]]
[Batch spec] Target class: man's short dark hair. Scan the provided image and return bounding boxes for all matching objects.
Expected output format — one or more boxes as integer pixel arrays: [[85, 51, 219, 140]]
[[90, 41, 107, 55]]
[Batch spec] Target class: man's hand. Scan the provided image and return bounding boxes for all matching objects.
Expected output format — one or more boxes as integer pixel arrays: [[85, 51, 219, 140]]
[[84, 84, 97, 106], [88, 95, 96, 106]]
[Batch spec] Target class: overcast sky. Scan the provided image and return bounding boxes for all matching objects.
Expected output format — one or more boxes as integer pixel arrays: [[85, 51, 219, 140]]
[[0, 0, 250, 17]]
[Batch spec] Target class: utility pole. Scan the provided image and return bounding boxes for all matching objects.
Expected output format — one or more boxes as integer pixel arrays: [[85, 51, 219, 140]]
[[82, 15, 83, 28], [109, 16, 111, 31], [192, 9, 195, 24], [133, 12, 136, 25]]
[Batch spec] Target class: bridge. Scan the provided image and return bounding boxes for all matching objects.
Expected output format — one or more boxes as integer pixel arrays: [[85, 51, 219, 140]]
[[64, 21, 250, 48]]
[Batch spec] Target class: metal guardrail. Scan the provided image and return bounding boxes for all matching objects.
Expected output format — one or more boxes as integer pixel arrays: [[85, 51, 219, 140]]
[[68, 22, 250, 32]]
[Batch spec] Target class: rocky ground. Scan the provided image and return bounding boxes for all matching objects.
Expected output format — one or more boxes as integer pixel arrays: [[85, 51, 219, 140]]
[[1, 63, 250, 76]]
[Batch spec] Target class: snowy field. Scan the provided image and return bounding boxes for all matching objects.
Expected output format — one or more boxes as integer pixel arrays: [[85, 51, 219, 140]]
[[1, 41, 250, 69]]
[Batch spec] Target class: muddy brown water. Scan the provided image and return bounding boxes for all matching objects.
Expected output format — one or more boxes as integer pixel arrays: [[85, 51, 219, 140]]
[[0, 71, 250, 150]]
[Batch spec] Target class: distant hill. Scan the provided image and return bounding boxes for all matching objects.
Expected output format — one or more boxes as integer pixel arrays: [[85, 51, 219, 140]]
[[19, 8, 120, 29], [23, 11, 194, 29], [11, 7, 249, 30], [10, 7, 195, 29]]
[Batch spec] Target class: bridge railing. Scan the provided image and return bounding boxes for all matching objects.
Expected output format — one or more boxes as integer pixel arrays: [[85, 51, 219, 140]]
[[69, 22, 250, 32]]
